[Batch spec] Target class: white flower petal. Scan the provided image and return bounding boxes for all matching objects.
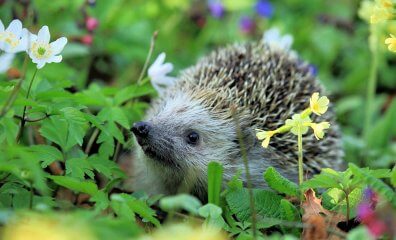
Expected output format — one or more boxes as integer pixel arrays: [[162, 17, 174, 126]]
[[6, 19, 22, 36], [0, 20, 4, 32], [0, 53, 15, 73], [50, 37, 67, 54], [37, 26, 50, 43], [152, 52, 166, 67], [36, 61, 46, 69], [49, 55, 62, 63]]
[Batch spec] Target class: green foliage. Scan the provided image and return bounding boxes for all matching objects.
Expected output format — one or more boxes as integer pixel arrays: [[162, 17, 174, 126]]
[[0, 0, 395, 239], [226, 188, 283, 221], [349, 163, 396, 208], [264, 167, 300, 197]]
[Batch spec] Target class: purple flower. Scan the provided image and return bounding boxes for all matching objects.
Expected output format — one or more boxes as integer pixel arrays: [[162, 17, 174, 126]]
[[308, 64, 318, 76], [363, 187, 378, 208], [255, 0, 273, 18], [208, 2, 224, 18], [239, 16, 255, 33]]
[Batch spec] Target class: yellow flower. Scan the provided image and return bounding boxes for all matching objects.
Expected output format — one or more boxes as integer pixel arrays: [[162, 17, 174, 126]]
[[285, 114, 312, 136], [2, 213, 96, 240], [376, 0, 393, 8], [358, 0, 376, 22], [385, 34, 396, 52], [256, 130, 276, 148], [370, 5, 393, 23], [309, 122, 330, 140], [309, 92, 329, 116], [138, 223, 227, 240]]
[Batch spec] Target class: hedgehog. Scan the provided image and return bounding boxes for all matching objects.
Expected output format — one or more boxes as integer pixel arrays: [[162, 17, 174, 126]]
[[128, 41, 344, 201]]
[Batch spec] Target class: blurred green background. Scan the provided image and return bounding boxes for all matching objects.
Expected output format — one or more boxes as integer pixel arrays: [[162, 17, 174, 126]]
[[0, 0, 395, 168]]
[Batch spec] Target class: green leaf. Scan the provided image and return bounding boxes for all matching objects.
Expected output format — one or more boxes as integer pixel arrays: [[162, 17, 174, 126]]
[[264, 167, 299, 197], [159, 194, 202, 215], [391, 166, 396, 187], [208, 161, 223, 206], [40, 114, 87, 152], [198, 203, 228, 229], [349, 163, 396, 208], [111, 193, 160, 227], [226, 188, 283, 222], [65, 157, 94, 180], [48, 175, 98, 195], [29, 145, 63, 168], [367, 99, 396, 149], [322, 187, 363, 219], [114, 83, 155, 105], [226, 171, 243, 191], [279, 199, 300, 221], [301, 168, 343, 190], [0, 114, 18, 144]]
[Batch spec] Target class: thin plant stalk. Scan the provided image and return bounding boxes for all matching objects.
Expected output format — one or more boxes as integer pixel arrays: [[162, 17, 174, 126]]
[[137, 30, 158, 84], [363, 24, 379, 157], [0, 55, 29, 118], [232, 106, 257, 240], [17, 68, 38, 142], [297, 132, 303, 185]]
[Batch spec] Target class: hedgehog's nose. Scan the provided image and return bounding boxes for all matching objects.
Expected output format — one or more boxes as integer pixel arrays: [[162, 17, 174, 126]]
[[131, 121, 151, 138]]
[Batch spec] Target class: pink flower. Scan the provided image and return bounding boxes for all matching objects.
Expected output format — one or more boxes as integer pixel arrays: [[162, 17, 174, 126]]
[[85, 17, 99, 31], [81, 35, 93, 45], [366, 220, 387, 238]]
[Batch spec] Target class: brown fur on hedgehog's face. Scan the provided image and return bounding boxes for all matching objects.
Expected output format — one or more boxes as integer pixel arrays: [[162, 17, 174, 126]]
[[132, 91, 239, 172]]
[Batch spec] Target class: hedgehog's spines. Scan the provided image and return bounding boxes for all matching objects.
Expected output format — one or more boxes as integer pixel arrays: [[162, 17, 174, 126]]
[[171, 41, 343, 174]]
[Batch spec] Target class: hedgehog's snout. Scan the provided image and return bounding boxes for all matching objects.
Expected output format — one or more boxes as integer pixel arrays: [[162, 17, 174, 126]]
[[131, 121, 151, 139]]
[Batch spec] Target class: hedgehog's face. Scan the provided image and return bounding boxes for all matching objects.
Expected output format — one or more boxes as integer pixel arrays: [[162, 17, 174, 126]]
[[132, 92, 239, 171]]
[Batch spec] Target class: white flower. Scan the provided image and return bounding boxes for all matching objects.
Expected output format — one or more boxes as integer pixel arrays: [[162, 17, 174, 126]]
[[27, 26, 67, 69], [0, 52, 15, 73], [0, 19, 29, 53], [263, 27, 293, 51], [148, 52, 177, 95]]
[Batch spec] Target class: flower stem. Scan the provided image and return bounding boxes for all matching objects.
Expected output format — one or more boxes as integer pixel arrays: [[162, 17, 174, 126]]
[[17, 68, 38, 142], [297, 132, 303, 185], [137, 31, 158, 84], [363, 25, 378, 160], [0, 55, 29, 119], [345, 191, 350, 225]]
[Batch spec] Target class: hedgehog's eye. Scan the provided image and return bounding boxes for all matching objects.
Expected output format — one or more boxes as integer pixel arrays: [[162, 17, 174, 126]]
[[186, 131, 199, 145]]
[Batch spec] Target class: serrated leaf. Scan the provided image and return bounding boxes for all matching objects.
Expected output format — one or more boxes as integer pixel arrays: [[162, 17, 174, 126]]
[[114, 83, 155, 105], [89, 155, 125, 179], [322, 187, 363, 219], [29, 145, 63, 168], [65, 157, 94, 180], [301, 168, 343, 190], [226, 188, 283, 222], [349, 163, 396, 208], [280, 199, 300, 221], [264, 167, 299, 196], [40, 115, 87, 152], [111, 193, 160, 227]]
